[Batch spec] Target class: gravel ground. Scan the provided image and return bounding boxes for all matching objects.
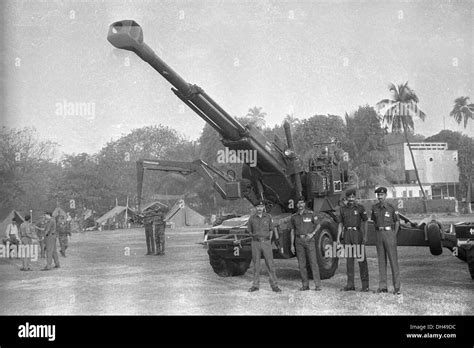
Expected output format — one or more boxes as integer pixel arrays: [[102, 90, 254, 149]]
[[0, 224, 472, 315]]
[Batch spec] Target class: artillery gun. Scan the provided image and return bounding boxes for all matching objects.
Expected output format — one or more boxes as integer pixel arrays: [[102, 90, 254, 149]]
[[107, 20, 469, 279]]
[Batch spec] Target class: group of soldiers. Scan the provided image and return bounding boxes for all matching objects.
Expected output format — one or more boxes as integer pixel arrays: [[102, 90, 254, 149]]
[[143, 208, 167, 256], [247, 186, 401, 295], [2, 211, 72, 271]]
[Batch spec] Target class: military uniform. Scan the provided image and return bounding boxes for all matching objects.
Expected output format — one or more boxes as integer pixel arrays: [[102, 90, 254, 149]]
[[338, 200, 369, 290], [290, 209, 321, 290], [19, 220, 35, 270], [57, 220, 71, 257], [144, 218, 155, 255], [371, 187, 400, 292], [43, 216, 60, 270], [153, 213, 166, 255], [247, 211, 280, 291]]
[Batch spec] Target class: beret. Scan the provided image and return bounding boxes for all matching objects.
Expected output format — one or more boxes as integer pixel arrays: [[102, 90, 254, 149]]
[[375, 186, 387, 194], [255, 200, 265, 206], [345, 188, 356, 197]]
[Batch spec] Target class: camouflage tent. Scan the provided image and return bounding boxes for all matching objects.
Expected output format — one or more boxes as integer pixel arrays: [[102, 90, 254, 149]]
[[52, 207, 67, 220]]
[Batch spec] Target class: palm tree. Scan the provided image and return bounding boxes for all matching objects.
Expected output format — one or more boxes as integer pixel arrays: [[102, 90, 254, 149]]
[[450, 96, 474, 128], [376, 82, 428, 211], [246, 106, 266, 128]]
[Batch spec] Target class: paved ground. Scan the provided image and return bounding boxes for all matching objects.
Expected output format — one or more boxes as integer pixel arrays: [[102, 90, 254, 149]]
[[0, 224, 472, 315]]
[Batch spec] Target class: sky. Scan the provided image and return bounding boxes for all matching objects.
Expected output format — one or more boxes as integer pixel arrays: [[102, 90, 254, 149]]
[[1, 0, 473, 158]]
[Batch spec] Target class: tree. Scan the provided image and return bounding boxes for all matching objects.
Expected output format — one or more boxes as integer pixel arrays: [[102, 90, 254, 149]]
[[450, 96, 474, 128], [344, 105, 395, 197], [245, 106, 266, 128], [376, 82, 428, 210]]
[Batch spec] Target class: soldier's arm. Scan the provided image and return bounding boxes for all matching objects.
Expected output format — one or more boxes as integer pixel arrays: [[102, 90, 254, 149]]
[[393, 207, 400, 235], [360, 206, 369, 243], [290, 228, 295, 253], [269, 217, 274, 240], [337, 222, 343, 243], [246, 218, 253, 235]]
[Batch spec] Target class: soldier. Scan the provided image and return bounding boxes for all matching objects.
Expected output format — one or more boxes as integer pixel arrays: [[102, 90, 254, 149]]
[[153, 209, 167, 256], [290, 197, 322, 291], [41, 211, 60, 270], [336, 188, 369, 292], [19, 215, 37, 271], [371, 186, 401, 295], [247, 200, 281, 293], [57, 215, 71, 257], [144, 216, 155, 256]]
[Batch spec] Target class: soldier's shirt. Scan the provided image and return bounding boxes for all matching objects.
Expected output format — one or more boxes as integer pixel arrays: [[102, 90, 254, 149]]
[[19, 222, 35, 239], [44, 219, 57, 236], [247, 213, 274, 238], [338, 203, 368, 228], [290, 209, 318, 235], [371, 202, 399, 228]]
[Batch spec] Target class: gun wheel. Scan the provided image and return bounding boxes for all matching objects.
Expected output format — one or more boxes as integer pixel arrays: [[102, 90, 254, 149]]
[[306, 221, 338, 280], [208, 250, 250, 277], [426, 222, 443, 256]]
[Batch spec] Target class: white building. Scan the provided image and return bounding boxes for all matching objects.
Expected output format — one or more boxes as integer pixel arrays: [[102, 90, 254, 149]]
[[385, 183, 432, 199]]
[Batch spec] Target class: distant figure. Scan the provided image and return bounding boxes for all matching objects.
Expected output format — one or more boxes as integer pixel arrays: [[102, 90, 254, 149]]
[[41, 211, 60, 271], [3, 217, 20, 257], [35, 215, 47, 258], [57, 215, 71, 257], [19, 215, 37, 271], [144, 216, 155, 256], [153, 210, 167, 256]]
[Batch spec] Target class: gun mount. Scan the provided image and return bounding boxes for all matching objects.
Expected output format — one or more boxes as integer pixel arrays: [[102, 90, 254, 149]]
[[108, 20, 467, 279]]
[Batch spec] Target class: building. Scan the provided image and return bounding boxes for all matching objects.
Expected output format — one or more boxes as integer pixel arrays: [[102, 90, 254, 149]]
[[385, 183, 432, 199], [403, 142, 459, 198]]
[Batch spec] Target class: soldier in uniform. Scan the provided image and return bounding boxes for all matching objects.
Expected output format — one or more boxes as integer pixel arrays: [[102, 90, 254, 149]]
[[290, 196, 322, 291], [370, 186, 401, 295], [153, 209, 167, 256], [246, 200, 281, 293], [337, 188, 369, 292], [57, 215, 71, 257], [19, 215, 37, 271], [41, 211, 60, 270], [144, 215, 155, 256]]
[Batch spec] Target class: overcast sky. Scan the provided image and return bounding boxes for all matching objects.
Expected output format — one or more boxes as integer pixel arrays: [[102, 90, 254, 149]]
[[1, 0, 473, 157]]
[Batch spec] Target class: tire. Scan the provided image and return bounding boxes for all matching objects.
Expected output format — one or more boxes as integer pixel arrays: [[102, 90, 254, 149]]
[[310, 221, 339, 280], [208, 250, 250, 277], [457, 247, 468, 262], [469, 261, 474, 280], [426, 222, 443, 256]]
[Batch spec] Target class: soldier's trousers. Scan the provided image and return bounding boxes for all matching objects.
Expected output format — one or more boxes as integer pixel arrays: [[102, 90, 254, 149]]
[[376, 229, 400, 290], [154, 225, 165, 254], [251, 240, 278, 288], [20, 237, 32, 269], [39, 240, 46, 258], [45, 234, 59, 268], [295, 236, 321, 288], [58, 234, 68, 253], [343, 229, 369, 289], [145, 226, 155, 254]]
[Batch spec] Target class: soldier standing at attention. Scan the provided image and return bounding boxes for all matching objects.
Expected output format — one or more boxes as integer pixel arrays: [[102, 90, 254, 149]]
[[153, 209, 167, 256], [247, 200, 281, 293], [290, 197, 322, 291], [144, 215, 155, 256], [41, 211, 60, 271], [337, 188, 369, 292], [371, 187, 401, 295]]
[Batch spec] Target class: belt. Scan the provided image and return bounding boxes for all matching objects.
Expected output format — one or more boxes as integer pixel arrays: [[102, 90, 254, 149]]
[[297, 233, 315, 239], [377, 226, 392, 231], [345, 227, 359, 230], [252, 237, 270, 241]]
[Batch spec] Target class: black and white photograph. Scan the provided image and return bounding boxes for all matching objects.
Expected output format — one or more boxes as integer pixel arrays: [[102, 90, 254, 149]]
[[0, 0, 473, 344]]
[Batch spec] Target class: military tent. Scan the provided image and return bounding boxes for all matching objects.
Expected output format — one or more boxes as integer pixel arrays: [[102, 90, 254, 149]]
[[142, 201, 168, 213], [96, 206, 135, 230], [164, 200, 205, 228], [0, 210, 25, 238]]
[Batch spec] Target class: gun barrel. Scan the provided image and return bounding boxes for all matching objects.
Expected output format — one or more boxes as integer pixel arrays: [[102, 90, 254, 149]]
[[107, 20, 245, 141]]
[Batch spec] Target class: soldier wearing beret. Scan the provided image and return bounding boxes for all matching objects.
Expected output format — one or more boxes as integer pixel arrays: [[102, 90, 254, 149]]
[[337, 188, 369, 292], [290, 196, 322, 291], [246, 200, 281, 293], [371, 187, 401, 295]]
